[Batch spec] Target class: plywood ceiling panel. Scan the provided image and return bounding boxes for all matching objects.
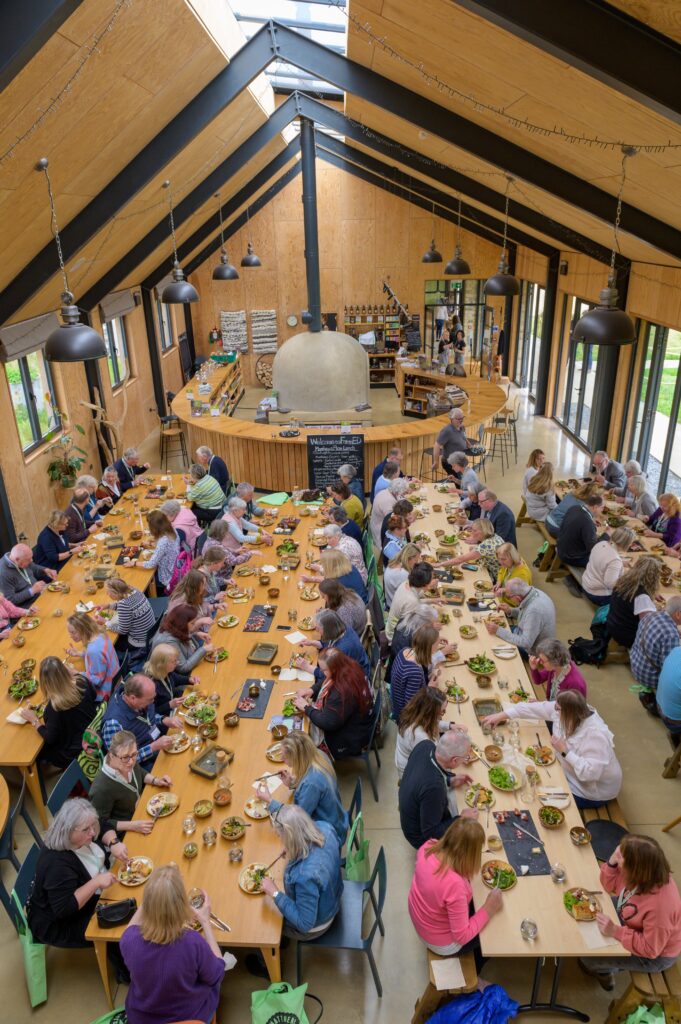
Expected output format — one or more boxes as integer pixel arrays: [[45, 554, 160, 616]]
[[607, 1, 681, 46]]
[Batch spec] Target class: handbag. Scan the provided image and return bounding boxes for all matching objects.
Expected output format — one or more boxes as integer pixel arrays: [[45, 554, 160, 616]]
[[10, 891, 47, 1007], [344, 811, 371, 882], [622, 1005, 666, 1024], [251, 981, 323, 1024], [96, 897, 137, 928], [88, 1012, 128, 1024]]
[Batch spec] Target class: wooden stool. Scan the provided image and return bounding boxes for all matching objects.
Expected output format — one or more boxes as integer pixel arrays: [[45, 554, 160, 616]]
[[606, 964, 681, 1024], [411, 950, 477, 1024], [663, 811, 681, 832], [159, 418, 189, 471]]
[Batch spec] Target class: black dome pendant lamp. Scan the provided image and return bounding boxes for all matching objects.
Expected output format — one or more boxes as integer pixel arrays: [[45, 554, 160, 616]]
[[445, 197, 471, 276], [573, 147, 637, 348], [484, 177, 520, 297], [211, 191, 239, 281], [421, 201, 443, 263], [36, 158, 107, 362], [240, 206, 261, 267], [161, 181, 199, 304]]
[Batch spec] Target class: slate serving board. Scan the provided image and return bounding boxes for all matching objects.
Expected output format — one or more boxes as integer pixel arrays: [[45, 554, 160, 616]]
[[236, 679, 275, 719], [492, 809, 551, 876], [243, 604, 277, 633]]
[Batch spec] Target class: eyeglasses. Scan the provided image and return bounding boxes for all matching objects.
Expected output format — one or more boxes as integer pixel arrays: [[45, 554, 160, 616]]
[[116, 751, 138, 763], [73, 823, 97, 836]]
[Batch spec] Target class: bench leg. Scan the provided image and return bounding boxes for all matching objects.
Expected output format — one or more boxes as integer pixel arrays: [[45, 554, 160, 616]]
[[662, 743, 681, 780], [538, 545, 555, 572], [412, 982, 444, 1024], [546, 553, 569, 582]]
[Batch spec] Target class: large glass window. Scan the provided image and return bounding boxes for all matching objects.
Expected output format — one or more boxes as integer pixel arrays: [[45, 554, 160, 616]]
[[102, 317, 129, 389], [513, 281, 545, 398], [626, 321, 681, 495], [5, 350, 61, 452], [157, 298, 174, 351], [554, 296, 598, 444]]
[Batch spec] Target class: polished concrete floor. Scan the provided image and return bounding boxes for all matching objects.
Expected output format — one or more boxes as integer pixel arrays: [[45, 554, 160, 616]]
[[1, 391, 680, 1023]]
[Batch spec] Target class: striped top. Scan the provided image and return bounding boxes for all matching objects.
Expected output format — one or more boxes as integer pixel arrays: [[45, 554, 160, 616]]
[[187, 475, 226, 510], [115, 588, 156, 648]]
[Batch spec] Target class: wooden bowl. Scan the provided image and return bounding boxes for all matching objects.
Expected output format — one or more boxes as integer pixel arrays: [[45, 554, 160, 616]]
[[12, 635, 26, 647], [267, 587, 280, 599], [570, 826, 592, 847], [199, 723, 218, 741], [259, 575, 270, 586], [476, 674, 493, 689], [484, 744, 503, 763], [130, 530, 143, 540], [271, 724, 288, 740], [271, 665, 281, 676], [223, 712, 240, 728], [214, 788, 232, 807], [248, 683, 261, 698]]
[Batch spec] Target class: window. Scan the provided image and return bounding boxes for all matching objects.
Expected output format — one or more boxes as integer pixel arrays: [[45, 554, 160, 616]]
[[513, 281, 545, 398], [157, 298, 174, 351], [102, 317, 129, 389], [5, 350, 61, 453]]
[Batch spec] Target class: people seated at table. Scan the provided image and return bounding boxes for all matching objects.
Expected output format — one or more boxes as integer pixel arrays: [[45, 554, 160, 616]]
[[0, 542, 55, 606], [113, 447, 150, 493], [484, 690, 622, 809], [591, 450, 626, 491], [235, 480, 266, 519], [97, 577, 155, 669], [522, 448, 545, 494], [0, 589, 34, 638], [75, 474, 112, 524], [446, 452, 479, 497], [373, 459, 400, 498], [64, 488, 99, 545], [327, 480, 364, 528], [102, 673, 181, 769], [386, 561, 438, 641], [462, 480, 484, 520], [556, 492, 605, 567], [130, 509, 180, 593], [630, 596, 681, 710], [381, 513, 410, 568], [303, 548, 368, 603], [337, 462, 365, 509], [185, 463, 226, 525], [545, 480, 600, 538], [96, 465, 122, 504], [384, 543, 421, 609], [606, 556, 663, 649], [486, 579, 556, 654], [656, 647, 681, 740], [621, 474, 657, 520], [582, 526, 635, 605], [322, 523, 367, 583], [144, 643, 188, 717], [121, 864, 227, 1024], [195, 443, 230, 495], [18, 656, 96, 768], [329, 504, 363, 544], [294, 608, 370, 683], [27, 798, 121, 948], [524, 462, 557, 523], [528, 639, 588, 700], [66, 612, 119, 702], [399, 730, 474, 849], [494, 542, 532, 595], [222, 495, 272, 549], [158, 498, 202, 554], [409, 817, 502, 961], [371, 446, 404, 500], [319, 578, 367, 637], [439, 518, 504, 580], [34, 510, 80, 572], [579, 836, 681, 991], [258, 732, 348, 844], [168, 567, 213, 620], [644, 493, 681, 548], [477, 489, 516, 546], [202, 518, 253, 582], [390, 624, 443, 719], [395, 687, 448, 780], [379, 495, 415, 552], [371, 477, 410, 549], [193, 548, 228, 608], [293, 648, 373, 759], [612, 459, 643, 507], [432, 408, 476, 474], [90, 730, 172, 846], [151, 604, 214, 680]]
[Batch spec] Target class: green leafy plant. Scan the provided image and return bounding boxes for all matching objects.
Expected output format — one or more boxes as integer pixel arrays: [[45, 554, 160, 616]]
[[44, 416, 88, 487]]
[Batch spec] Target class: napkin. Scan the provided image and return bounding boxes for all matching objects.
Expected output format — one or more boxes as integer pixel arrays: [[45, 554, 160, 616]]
[[94, 533, 109, 542], [75, 601, 95, 614], [431, 958, 465, 991], [285, 631, 308, 645], [252, 772, 283, 795], [6, 709, 27, 725], [259, 492, 290, 506], [580, 921, 619, 950]]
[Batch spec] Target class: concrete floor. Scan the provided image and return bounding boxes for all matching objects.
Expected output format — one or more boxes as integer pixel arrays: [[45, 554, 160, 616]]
[[2, 389, 680, 1023]]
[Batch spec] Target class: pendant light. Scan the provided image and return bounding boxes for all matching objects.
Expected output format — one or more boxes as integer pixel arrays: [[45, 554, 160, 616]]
[[572, 147, 637, 348], [484, 177, 520, 297], [36, 158, 106, 362], [421, 201, 442, 263], [240, 206, 261, 267], [160, 181, 199, 304], [211, 192, 239, 281], [445, 197, 471, 276]]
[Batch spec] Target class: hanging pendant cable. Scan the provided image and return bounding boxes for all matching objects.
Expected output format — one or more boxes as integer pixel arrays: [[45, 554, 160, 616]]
[[38, 158, 70, 297]]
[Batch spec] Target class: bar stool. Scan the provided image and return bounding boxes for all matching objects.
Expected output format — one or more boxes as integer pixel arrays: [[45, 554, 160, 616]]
[[483, 413, 511, 475], [158, 415, 188, 471]]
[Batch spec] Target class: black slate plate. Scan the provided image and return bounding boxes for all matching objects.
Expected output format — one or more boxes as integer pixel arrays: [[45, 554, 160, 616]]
[[492, 809, 551, 876], [236, 679, 275, 719]]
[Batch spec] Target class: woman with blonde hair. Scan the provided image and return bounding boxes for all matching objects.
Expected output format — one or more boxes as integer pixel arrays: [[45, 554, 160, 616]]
[[34, 509, 80, 572], [582, 526, 635, 605], [130, 509, 180, 591], [522, 449, 545, 493], [384, 542, 421, 608], [121, 864, 227, 1024], [395, 687, 448, 779], [408, 817, 502, 958], [98, 577, 155, 666], [19, 656, 96, 767], [66, 612, 119, 702], [440, 518, 504, 579], [545, 479, 600, 538], [525, 462, 557, 522], [143, 642, 188, 717], [302, 547, 367, 602], [256, 731, 348, 843], [644, 493, 681, 548], [90, 730, 171, 849], [494, 542, 532, 595], [606, 556, 663, 648]]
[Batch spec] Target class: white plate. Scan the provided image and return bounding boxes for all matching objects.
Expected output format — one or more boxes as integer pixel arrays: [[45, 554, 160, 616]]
[[538, 789, 571, 810], [492, 648, 518, 660]]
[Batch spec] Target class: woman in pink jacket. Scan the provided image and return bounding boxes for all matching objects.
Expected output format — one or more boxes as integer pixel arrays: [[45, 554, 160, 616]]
[[0, 591, 35, 638], [580, 835, 681, 990], [408, 817, 502, 967]]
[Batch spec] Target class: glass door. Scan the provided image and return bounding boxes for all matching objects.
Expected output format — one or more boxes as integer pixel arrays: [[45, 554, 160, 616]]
[[629, 324, 681, 494], [514, 282, 546, 398], [555, 297, 599, 444]]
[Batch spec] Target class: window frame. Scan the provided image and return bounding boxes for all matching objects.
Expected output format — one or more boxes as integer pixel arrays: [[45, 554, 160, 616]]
[[156, 297, 175, 352], [102, 316, 130, 390], [6, 350, 62, 454]]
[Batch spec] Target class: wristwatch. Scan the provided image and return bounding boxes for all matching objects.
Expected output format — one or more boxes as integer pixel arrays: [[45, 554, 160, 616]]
[[272, 890, 281, 901]]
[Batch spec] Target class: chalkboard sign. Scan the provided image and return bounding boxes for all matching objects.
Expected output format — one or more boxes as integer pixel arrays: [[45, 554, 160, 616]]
[[405, 325, 422, 351], [306, 433, 365, 490]]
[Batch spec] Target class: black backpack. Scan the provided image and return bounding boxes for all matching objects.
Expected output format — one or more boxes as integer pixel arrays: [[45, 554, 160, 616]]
[[569, 620, 609, 667]]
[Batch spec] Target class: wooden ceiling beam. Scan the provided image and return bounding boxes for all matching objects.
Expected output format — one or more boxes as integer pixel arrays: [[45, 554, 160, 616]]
[[0, 0, 84, 92]]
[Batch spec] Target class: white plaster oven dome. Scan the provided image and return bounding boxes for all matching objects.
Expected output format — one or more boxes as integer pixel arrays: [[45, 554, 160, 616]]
[[273, 330, 370, 412]]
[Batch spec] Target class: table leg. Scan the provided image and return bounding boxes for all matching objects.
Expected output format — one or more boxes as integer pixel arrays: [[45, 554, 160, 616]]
[[517, 958, 589, 1021], [92, 939, 113, 1009], [22, 764, 48, 828], [260, 945, 281, 982]]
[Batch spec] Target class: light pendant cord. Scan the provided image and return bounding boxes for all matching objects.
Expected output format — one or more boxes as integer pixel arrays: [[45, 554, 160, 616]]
[[38, 158, 70, 296]]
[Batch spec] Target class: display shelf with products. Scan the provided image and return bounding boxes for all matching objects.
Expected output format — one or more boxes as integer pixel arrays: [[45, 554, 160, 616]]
[[368, 352, 396, 389], [187, 356, 244, 418], [397, 364, 468, 419]]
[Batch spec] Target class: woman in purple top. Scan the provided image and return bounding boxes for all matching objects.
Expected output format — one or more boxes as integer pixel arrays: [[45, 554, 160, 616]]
[[121, 865, 226, 1024], [644, 494, 681, 549], [528, 639, 587, 701]]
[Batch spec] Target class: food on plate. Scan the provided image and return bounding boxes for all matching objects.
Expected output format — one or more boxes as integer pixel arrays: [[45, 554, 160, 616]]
[[118, 857, 153, 886], [193, 799, 213, 818], [538, 805, 565, 828], [459, 625, 477, 639], [525, 744, 555, 766], [235, 566, 254, 577], [237, 697, 256, 712], [217, 615, 239, 628], [446, 683, 467, 703], [167, 732, 191, 753], [182, 691, 205, 708], [266, 742, 286, 763], [244, 797, 270, 820], [282, 698, 297, 717], [488, 765, 521, 791], [563, 887, 601, 921], [8, 677, 39, 700], [220, 816, 246, 840], [509, 687, 530, 703], [204, 647, 228, 663], [465, 783, 495, 808], [467, 654, 496, 674], [300, 587, 320, 601], [239, 863, 271, 894], [46, 581, 69, 592], [186, 704, 217, 725], [440, 534, 458, 545], [17, 617, 40, 631], [570, 826, 592, 846], [481, 860, 517, 890], [298, 616, 315, 630], [276, 539, 298, 555], [484, 744, 503, 763], [474, 580, 493, 593], [244, 613, 267, 632], [146, 793, 179, 818]]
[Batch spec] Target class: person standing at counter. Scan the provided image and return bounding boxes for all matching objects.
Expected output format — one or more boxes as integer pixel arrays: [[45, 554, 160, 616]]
[[113, 448, 150, 493], [195, 444, 230, 495]]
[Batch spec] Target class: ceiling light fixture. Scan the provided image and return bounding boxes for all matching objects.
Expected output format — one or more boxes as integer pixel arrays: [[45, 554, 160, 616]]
[[36, 158, 107, 362], [211, 191, 239, 281], [484, 176, 520, 297], [160, 180, 199, 304], [421, 201, 442, 263], [572, 147, 637, 347], [240, 206, 261, 267], [445, 196, 471, 276]]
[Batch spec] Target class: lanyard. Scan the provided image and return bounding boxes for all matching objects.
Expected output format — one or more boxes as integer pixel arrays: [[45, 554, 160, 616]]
[[12, 561, 31, 584], [123, 460, 134, 481], [617, 886, 637, 914], [71, 503, 85, 526]]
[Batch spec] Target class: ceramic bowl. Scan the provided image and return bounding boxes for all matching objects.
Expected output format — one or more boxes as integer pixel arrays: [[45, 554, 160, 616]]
[[267, 587, 280, 599]]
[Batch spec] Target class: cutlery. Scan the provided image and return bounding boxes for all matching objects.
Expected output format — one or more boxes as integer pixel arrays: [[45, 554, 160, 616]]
[[209, 912, 231, 932], [262, 851, 286, 874], [512, 822, 545, 846], [471, 745, 490, 769], [253, 770, 285, 783], [535, 732, 543, 749], [517, 677, 528, 695], [230, 684, 242, 700], [213, 658, 217, 675]]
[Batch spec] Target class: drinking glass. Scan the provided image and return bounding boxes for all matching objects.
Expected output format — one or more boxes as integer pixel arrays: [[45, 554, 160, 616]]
[[288, 608, 298, 623], [182, 814, 196, 836], [550, 862, 567, 884], [202, 826, 217, 847], [520, 773, 537, 805], [520, 918, 538, 941], [282, 572, 290, 584], [492, 729, 504, 747]]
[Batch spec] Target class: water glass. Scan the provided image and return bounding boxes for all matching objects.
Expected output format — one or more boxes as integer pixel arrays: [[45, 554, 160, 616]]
[[492, 729, 504, 747], [288, 608, 298, 623], [520, 918, 538, 941], [550, 862, 567, 884], [182, 814, 196, 836]]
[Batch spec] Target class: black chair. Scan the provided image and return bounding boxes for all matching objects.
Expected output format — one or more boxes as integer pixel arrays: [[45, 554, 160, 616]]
[[46, 760, 91, 818], [297, 847, 387, 997], [195, 531, 208, 556], [0, 777, 42, 922], [8, 842, 41, 934], [336, 691, 382, 802], [346, 778, 362, 848]]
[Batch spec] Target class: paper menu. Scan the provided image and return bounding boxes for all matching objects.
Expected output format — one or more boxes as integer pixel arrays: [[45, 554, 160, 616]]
[[431, 957, 465, 990], [579, 921, 619, 950], [252, 771, 283, 796]]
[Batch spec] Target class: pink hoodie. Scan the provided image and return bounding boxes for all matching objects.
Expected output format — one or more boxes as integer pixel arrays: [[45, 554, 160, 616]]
[[601, 860, 681, 959], [408, 839, 489, 948], [0, 594, 29, 632]]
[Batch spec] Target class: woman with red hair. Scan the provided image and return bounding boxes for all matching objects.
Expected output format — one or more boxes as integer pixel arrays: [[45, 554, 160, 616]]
[[150, 604, 214, 682], [294, 648, 373, 758]]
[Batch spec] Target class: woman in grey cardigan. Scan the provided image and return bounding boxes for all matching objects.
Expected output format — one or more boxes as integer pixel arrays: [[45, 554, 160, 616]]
[[151, 603, 214, 679]]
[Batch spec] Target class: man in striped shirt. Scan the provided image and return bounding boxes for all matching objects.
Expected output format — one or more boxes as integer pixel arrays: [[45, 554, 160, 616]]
[[185, 463, 226, 524]]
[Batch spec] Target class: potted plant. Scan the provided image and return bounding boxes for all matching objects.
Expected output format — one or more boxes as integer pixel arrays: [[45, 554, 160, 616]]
[[45, 422, 87, 488]]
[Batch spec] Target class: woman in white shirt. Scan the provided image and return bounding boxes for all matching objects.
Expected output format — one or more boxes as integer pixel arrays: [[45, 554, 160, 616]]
[[484, 691, 622, 809], [522, 449, 545, 495], [582, 526, 635, 605], [384, 543, 421, 609], [395, 687, 447, 780], [524, 462, 557, 522]]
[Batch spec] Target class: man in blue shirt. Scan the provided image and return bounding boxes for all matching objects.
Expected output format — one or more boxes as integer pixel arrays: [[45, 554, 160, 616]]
[[329, 505, 363, 545], [479, 488, 517, 546], [370, 446, 404, 501], [656, 646, 681, 736], [103, 674, 181, 769], [196, 445, 230, 495]]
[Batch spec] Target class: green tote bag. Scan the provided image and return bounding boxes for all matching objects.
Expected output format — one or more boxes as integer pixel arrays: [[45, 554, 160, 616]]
[[11, 891, 47, 1008], [344, 811, 371, 882], [251, 981, 322, 1024]]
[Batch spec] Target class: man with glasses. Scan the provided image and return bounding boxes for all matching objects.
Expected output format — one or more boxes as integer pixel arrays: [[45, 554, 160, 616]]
[[0, 542, 55, 608], [102, 674, 182, 769]]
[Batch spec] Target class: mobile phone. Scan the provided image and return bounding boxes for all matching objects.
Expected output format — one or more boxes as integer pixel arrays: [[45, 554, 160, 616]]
[[461, 563, 478, 571]]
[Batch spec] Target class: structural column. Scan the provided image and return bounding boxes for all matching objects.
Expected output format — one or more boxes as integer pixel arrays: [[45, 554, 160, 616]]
[[533, 250, 560, 415], [299, 117, 322, 332]]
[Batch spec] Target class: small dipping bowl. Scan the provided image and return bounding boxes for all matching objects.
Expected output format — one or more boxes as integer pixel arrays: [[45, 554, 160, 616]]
[[199, 723, 218, 741], [476, 674, 492, 689], [570, 826, 592, 847], [484, 744, 503, 763], [271, 724, 288, 740], [129, 530, 143, 540], [259, 575, 270, 586], [223, 712, 240, 728], [207, 692, 221, 705], [53, 608, 64, 617], [85, 585, 97, 595], [487, 836, 503, 852], [248, 683, 261, 698], [194, 799, 213, 819], [228, 847, 244, 862], [214, 788, 232, 807], [267, 587, 280, 599], [183, 842, 198, 860], [432, 504, 442, 512], [270, 665, 281, 676], [12, 635, 26, 647]]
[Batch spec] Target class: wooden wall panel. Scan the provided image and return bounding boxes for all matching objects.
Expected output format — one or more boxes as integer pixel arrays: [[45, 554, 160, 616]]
[[627, 265, 681, 328]]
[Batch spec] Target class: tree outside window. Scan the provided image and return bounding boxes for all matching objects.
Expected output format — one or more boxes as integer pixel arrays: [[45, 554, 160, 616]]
[[103, 317, 129, 388], [5, 350, 61, 452]]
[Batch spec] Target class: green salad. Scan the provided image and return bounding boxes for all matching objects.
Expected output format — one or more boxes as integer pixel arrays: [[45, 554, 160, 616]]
[[446, 684, 465, 701], [482, 864, 516, 890], [192, 705, 217, 723], [441, 534, 457, 544], [563, 892, 580, 912], [282, 699, 297, 717], [488, 766, 518, 790], [468, 655, 495, 674]]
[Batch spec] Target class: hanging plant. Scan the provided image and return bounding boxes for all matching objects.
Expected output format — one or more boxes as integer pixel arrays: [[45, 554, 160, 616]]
[[44, 414, 88, 488]]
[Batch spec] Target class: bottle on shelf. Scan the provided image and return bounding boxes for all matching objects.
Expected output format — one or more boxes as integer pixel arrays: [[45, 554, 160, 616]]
[[361, 304, 366, 314]]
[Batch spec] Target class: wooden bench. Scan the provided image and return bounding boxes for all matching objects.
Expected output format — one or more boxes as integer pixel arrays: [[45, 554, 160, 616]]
[[662, 737, 681, 780], [535, 522, 570, 581], [515, 498, 535, 528], [411, 950, 478, 1024], [606, 963, 681, 1024], [603, 637, 630, 666], [581, 799, 628, 833]]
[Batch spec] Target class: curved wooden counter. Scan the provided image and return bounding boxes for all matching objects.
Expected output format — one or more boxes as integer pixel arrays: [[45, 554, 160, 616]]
[[172, 358, 506, 491]]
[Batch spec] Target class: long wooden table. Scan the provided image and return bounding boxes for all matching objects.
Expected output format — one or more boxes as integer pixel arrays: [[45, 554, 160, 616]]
[[416, 484, 628, 1020]]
